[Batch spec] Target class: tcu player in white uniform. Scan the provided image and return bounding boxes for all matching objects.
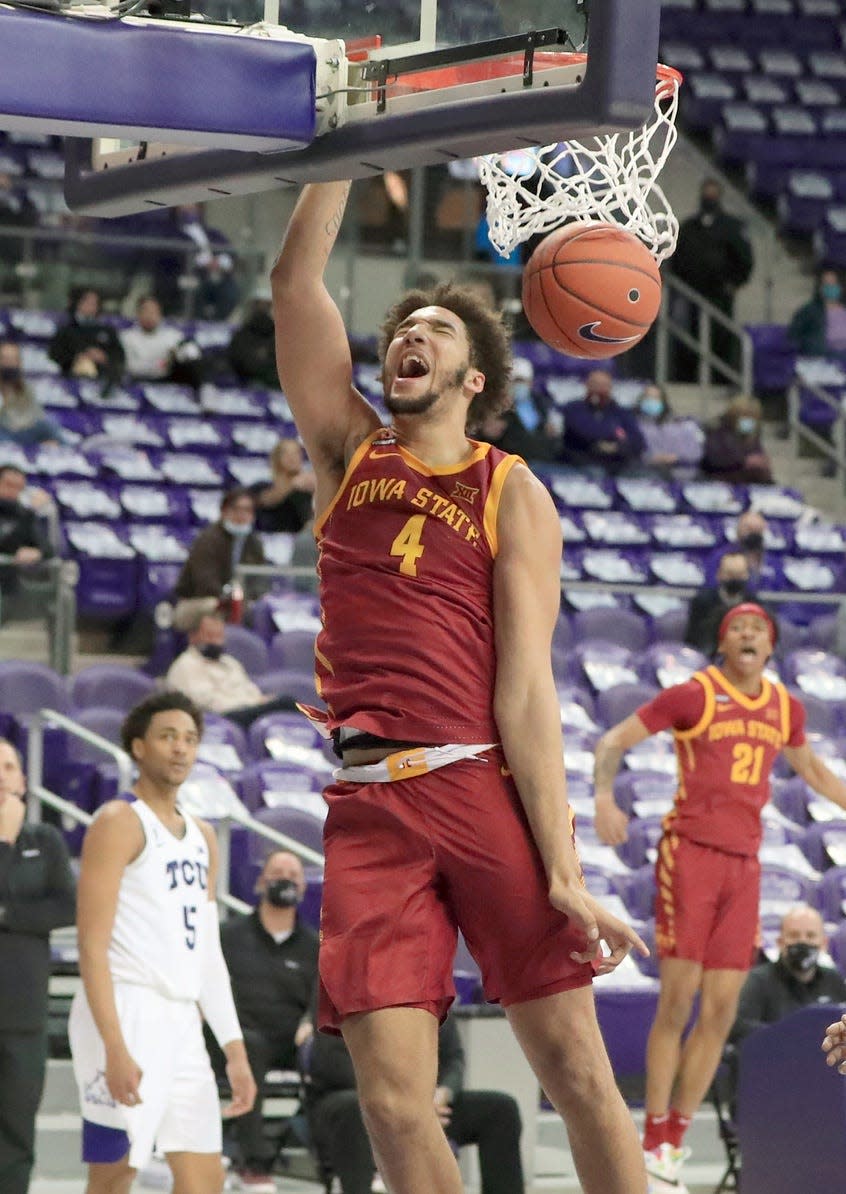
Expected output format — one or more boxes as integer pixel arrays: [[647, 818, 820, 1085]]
[[70, 691, 256, 1194]]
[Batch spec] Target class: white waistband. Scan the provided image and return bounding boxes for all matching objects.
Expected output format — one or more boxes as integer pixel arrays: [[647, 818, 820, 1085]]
[[334, 742, 496, 784]]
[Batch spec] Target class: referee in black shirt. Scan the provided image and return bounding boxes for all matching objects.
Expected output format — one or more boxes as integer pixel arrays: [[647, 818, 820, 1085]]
[[0, 738, 76, 1194], [220, 849, 318, 1187]]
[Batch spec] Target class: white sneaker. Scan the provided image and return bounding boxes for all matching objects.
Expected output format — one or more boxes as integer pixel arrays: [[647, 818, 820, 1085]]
[[644, 1143, 691, 1192]]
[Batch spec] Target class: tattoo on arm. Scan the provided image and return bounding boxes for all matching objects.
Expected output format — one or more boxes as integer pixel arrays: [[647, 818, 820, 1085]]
[[321, 184, 352, 262]]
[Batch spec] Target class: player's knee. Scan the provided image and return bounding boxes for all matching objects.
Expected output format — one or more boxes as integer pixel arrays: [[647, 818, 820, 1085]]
[[542, 1047, 616, 1114], [86, 1164, 134, 1194], [656, 987, 697, 1031], [359, 1085, 427, 1143], [697, 996, 740, 1038]]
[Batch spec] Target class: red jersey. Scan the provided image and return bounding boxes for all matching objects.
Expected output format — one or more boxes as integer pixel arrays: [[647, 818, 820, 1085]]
[[637, 665, 806, 856], [313, 428, 522, 745]]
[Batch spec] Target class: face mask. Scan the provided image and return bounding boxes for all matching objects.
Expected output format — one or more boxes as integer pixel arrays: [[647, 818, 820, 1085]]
[[821, 282, 842, 303], [265, 878, 301, 908], [75, 314, 96, 325], [0, 367, 21, 384], [736, 416, 757, 436], [700, 196, 719, 214], [640, 397, 664, 419], [740, 532, 764, 552], [784, 942, 819, 975], [198, 643, 224, 661], [588, 391, 610, 407], [721, 578, 746, 597], [222, 519, 252, 537]]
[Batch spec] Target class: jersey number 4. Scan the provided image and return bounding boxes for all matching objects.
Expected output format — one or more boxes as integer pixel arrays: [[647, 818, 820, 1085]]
[[390, 515, 426, 577], [730, 743, 765, 786]]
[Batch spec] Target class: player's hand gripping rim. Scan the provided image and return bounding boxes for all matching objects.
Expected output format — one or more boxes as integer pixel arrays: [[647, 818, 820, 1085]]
[[822, 1013, 846, 1074], [549, 881, 649, 976]]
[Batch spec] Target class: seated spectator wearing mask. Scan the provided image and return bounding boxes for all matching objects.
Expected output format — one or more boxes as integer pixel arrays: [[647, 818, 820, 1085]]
[[788, 269, 846, 358], [173, 487, 267, 625], [119, 295, 184, 381], [228, 290, 278, 390], [701, 395, 773, 485], [733, 509, 771, 588], [48, 286, 125, 386], [635, 384, 703, 477], [560, 369, 645, 473], [166, 610, 294, 727], [253, 439, 315, 534], [0, 464, 53, 612], [0, 341, 64, 446], [684, 550, 756, 655], [216, 851, 318, 1191], [731, 906, 846, 1051]]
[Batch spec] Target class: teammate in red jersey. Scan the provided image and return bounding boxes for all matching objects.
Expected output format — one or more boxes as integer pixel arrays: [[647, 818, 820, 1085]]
[[271, 180, 649, 1194], [594, 603, 846, 1190]]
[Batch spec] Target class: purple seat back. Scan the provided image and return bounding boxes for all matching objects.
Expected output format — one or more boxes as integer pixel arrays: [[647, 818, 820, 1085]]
[[223, 625, 269, 677], [67, 706, 125, 765], [0, 661, 70, 716], [259, 669, 318, 706], [268, 630, 317, 673], [71, 665, 155, 712], [251, 806, 325, 863], [596, 682, 660, 729], [572, 607, 650, 651]]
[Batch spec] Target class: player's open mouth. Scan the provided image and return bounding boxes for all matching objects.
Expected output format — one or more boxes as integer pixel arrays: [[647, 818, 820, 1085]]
[[740, 646, 757, 657], [397, 353, 430, 379]]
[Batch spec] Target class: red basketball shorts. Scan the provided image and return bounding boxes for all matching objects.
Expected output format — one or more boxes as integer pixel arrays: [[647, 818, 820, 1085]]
[[654, 833, 760, 970], [317, 748, 594, 1031]]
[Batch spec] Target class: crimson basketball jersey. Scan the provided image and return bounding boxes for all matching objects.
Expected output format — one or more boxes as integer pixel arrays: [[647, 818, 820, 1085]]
[[638, 665, 806, 856], [313, 428, 522, 744]]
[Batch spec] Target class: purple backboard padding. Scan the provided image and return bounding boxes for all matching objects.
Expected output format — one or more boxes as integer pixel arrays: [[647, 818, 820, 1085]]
[[0, 9, 316, 148], [63, 0, 661, 215]]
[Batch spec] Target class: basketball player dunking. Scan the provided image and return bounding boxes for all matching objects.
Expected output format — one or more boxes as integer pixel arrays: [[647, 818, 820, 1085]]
[[270, 179, 649, 1194], [69, 691, 256, 1194], [595, 604, 846, 1193]]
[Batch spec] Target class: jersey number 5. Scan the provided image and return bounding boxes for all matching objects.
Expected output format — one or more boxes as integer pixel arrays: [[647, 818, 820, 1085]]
[[390, 515, 426, 577], [730, 743, 765, 786]]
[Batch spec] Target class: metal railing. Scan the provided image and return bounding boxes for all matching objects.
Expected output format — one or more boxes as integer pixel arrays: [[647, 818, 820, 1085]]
[[27, 710, 324, 920], [655, 273, 755, 414], [0, 555, 78, 674], [787, 378, 846, 491]]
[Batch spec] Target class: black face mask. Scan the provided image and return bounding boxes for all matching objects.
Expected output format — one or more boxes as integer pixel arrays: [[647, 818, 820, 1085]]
[[784, 942, 819, 975], [265, 879, 300, 908], [198, 643, 224, 661], [721, 578, 746, 598], [700, 196, 720, 215], [0, 366, 21, 384], [740, 532, 764, 553]]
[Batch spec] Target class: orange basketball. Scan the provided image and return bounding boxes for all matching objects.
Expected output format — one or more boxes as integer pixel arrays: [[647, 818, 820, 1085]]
[[521, 222, 662, 359]]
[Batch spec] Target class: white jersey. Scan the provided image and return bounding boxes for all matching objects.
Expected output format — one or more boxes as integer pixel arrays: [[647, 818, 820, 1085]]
[[108, 797, 211, 1001]]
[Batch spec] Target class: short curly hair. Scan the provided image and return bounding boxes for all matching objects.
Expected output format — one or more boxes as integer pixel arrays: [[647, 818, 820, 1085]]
[[378, 283, 513, 427], [121, 690, 204, 755]]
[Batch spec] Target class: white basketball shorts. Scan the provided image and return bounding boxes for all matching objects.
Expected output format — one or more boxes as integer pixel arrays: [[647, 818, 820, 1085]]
[[69, 982, 222, 1169]]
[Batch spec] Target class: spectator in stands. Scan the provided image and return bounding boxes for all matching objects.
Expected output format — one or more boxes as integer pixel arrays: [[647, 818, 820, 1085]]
[[0, 341, 63, 446], [635, 383, 703, 477], [228, 288, 278, 390], [559, 369, 645, 473], [166, 609, 293, 726], [0, 738, 76, 1194], [48, 286, 125, 386], [218, 850, 318, 1191], [0, 174, 38, 291], [684, 550, 754, 655], [474, 359, 557, 461], [701, 395, 773, 485], [0, 463, 53, 610], [153, 203, 240, 320], [788, 268, 846, 358], [119, 295, 184, 381], [306, 1010, 524, 1194], [173, 487, 267, 624], [734, 508, 770, 588], [670, 178, 754, 381], [730, 905, 846, 1049], [254, 438, 315, 534]]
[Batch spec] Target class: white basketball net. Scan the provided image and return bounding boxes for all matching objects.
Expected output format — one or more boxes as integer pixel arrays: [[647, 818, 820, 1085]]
[[478, 62, 682, 264]]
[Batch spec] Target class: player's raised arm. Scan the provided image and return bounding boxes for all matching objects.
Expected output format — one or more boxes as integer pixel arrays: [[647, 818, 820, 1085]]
[[270, 182, 382, 514], [593, 714, 653, 845]]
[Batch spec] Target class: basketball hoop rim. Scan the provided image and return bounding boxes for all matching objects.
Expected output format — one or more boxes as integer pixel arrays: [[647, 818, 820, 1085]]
[[558, 51, 683, 99]]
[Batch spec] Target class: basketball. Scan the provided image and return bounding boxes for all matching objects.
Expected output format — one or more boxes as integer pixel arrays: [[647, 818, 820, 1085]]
[[521, 222, 663, 359]]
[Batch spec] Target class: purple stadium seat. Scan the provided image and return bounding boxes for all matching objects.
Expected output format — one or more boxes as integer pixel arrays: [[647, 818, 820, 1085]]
[[596, 682, 660, 729], [238, 760, 326, 815], [222, 625, 269, 678], [250, 806, 325, 863], [781, 649, 846, 685], [552, 614, 573, 652], [651, 606, 688, 644], [640, 642, 708, 688], [247, 711, 324, 760], [789, 691, 839, 738], [572, 607, 650, 652], [199, 713, 249, 771], [619, 815, 666, 870], [0, 660, 70, 723], [613, 770, 677, 815], [759, 862, 816, 911], [268, 630, 317, 673], [258, 669, 318, 706], [772, 775, 812, 826], [620, 865, 656, 922], [71, 664, 155, 713], [806, 614, 838, 651], [826, 921, 846, 979], [801, 822, 846, 872], [816, 866, 846, 923]]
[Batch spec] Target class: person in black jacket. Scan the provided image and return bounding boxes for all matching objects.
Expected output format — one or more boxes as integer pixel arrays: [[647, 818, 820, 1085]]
[[306, 1011, 524, 1194], [228, 295, 278, 390], [670, 179, 754, 382], [0, 465, 53, 609], [47, 287, 125, 387], [220, 850, 318, 1189], [684, 550, 755, 656], [0, 739, 76, 1194]]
